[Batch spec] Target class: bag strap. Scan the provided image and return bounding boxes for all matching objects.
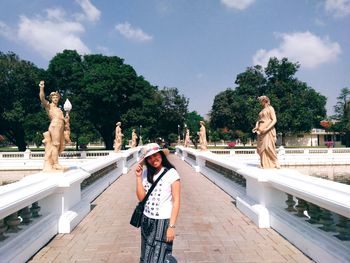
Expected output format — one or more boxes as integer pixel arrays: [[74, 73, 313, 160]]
[[140, 168, 168, 206]]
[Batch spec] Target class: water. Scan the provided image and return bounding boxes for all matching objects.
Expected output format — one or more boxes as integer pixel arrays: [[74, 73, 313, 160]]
[[283, 165, 350, 185]]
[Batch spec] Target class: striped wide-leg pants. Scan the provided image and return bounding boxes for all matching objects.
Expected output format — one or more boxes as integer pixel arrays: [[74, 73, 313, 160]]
[[140, 215, 173, 263]]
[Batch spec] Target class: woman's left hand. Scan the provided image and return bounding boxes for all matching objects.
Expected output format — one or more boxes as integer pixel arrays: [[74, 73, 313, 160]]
[[166, 228, 175, 243]]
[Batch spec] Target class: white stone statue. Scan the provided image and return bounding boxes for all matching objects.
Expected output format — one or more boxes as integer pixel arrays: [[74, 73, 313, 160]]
[[184, 128, 190, 147], [39, 80, 71, 171], [131, 128, 138, 148], [198, 121, 207, 151], [252, 96, 280, 169], [114, 122, 124, 152]]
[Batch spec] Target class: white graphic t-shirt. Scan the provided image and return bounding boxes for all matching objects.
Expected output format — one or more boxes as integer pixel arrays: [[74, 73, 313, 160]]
[[142, 167, 180, 219]]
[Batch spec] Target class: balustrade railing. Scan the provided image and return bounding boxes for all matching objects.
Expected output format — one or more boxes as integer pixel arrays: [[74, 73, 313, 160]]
[[205, 160, 246, 187], [0, 147, 141, 263], [176, 146, 350, 263], [126, 153, 134, 162], [284, 196, 350, 242], [187, 153, 196, 161], [86, 151, 110, 157], [81, 162, 118, 190], [0, 150, 113, 160], [2, 153, 24, 158], [209, 147, 350, 155]]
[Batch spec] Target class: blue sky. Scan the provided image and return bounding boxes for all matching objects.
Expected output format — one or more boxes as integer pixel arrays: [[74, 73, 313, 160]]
[[1, 0, 349, 118]]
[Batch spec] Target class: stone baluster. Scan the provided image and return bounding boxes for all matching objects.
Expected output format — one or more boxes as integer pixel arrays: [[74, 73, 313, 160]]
[[294, 198, 307, 217], [30, 202, 41, 218], [237, 174, 246, 187], [0, 218, 8, 241], [19, 206, 32, 225], [335, 215, 350, 241], [318, 208, 336, 232], [285, 194, 297, 212], [232, 172, 239, 184], [306, 202, 322, 224], [5, 212, 21, 233]]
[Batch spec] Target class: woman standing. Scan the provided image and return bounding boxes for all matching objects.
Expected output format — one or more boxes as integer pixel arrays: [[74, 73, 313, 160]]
[[135, 143, 181, 263], [252, 96, 280, 169]]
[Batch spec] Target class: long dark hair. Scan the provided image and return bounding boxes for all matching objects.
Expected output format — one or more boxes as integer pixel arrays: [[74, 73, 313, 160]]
[[145, 151, 175, 183]]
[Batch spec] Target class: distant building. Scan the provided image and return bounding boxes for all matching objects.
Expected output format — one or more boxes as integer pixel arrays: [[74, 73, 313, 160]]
[[283, 129, 342, 147]]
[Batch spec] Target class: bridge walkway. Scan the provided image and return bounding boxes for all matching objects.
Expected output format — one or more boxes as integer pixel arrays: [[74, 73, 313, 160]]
[[28, 154, 313, 263]]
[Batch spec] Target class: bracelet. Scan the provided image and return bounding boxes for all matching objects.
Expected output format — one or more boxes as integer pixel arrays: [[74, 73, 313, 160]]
[[168, 224, 175, 229]]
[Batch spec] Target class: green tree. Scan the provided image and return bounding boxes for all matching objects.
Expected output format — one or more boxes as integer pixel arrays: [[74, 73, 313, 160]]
[[47, 51, 161, 149], [210, 57, 327, 144], [81, 54, 161, 149], [157, 87, 188, 141], [210, 131, 220, 146], [333, 87, 350, 146], [210, 66, 265, 133], [47, 50, 100, 149], [0, 52, 45, 151], [167, 133, 178, 144], [185, 111, 204, 148], [264, 58, 326, 139], [210, 89, 235, 130]]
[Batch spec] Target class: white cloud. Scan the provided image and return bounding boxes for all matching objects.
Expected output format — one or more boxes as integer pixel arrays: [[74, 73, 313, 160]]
[[221, 0, 255, 10], [46, 8, 67, 21], [0, 20, 15, 40], [96, 45, 112, 55], [252, 31, 341, 69], [17, 9, 90, 59], [75, 0, 101, 22], [324, 0, 350, 17], [115, 22, 153, 42]]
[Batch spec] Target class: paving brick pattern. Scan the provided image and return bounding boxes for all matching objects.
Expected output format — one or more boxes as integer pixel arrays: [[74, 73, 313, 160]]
[[29, 155, 313, 263]]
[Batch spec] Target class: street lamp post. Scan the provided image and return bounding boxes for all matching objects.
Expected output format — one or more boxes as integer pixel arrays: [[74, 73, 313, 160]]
[[177, 124, 180, 145], [183, 124, 187, 142], [63, 99, 72, 144], [139, 125, 143, 146]]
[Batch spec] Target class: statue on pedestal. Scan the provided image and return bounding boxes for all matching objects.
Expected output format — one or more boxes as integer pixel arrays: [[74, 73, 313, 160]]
[[39, 81, 71, 171], [184, 128, 190, 147], [252, 96, 280, 169], [114, 122, 123, 152], [198, 121, 207, 151], [131, 128, 138, 148]]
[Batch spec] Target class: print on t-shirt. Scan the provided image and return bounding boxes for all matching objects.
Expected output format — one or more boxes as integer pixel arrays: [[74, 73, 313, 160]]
[[142, 168, 180, 219]]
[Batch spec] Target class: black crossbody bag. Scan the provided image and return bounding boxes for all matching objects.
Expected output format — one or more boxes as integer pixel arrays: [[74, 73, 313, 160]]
[[130, 168, 168, 228]]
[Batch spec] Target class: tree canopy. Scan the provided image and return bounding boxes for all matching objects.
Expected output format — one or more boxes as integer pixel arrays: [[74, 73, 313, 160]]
[[210, 57, 327, 140], [46, 51, 171, 149], [0, 50, 188, 151], [157, 87, 189, 139], [333, 87, 350, 146], [0, 52, 45, 151], [0, 50, 192, 150]]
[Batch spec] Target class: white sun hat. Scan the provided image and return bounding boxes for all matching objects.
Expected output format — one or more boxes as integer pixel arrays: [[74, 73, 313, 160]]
[[141, 143, 169, 160], [143, 143, 162, 159]]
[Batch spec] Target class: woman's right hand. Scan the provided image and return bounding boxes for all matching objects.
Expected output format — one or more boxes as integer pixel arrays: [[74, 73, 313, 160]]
[[135, 163, 143, 177]]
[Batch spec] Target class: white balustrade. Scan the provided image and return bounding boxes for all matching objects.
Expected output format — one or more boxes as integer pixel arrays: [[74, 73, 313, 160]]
[[0, 149, 113, 160], [0, 147, 141, 263], [176, 146, 350, 263]]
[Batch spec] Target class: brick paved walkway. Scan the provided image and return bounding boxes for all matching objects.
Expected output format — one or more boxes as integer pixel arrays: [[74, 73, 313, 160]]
[[29, 154, 313, 263]]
